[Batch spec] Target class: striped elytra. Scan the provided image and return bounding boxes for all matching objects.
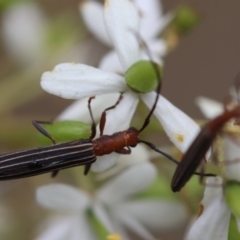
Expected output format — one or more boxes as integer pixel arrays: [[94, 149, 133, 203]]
[[0, 139, 95, 180]]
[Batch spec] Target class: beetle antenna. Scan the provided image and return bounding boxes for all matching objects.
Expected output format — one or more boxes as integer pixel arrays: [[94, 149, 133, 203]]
[[130, 31, 162, 133], [140, 140, 216, 177]]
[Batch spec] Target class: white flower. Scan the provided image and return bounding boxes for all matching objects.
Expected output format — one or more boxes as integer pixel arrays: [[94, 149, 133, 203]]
[[41, 0, 200, 172], [36, 162, 187, 240], [1, 2, 46, 66], [186, 177, 231, 240], [80, 0, 172, 72], [185, 176, 240, 240]]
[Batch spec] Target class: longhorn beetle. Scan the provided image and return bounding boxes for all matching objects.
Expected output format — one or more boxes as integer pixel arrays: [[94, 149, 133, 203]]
[[171, 93, 240, 192], [0, 59, 178, 180], [0, 58, 216, 181]]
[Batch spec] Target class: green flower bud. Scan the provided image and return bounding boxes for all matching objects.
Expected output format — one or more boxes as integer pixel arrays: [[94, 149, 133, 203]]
[[38, 121, 91, 145], [173, 5, 200, 35], [125, 60, 162, 93]]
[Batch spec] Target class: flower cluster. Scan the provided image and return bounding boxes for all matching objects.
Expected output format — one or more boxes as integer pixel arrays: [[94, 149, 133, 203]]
[[36, 0, 240, 239]]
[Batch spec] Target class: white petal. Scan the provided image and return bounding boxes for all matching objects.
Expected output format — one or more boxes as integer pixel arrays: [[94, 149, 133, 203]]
[[57, 93, 120, 123], [117, 144, 150, 166], [36, 216, 97, 240], [2, 2, 46, 65], [104, 0, 140, 70], [223, 136, 240, 181], [134, 0, 171, 39], [186, 194, 230, 240], [95, 145, 150, 180], [118, 200, 187, 230], [148, 39, 167, 57], [141, 93, 200, 153], [115, 208, 156, 240], [36, 184, 90, 211], [80, 1, 112, 46], [134, 0, 162, 40], [91, 153, 119, 172], [92, 202, 115, 232], [97, 162, 157, 204], [101, 144, 151, 179], [36, 217, 73, 240], [195, 97, 224, 119], [99, 50, 123, 73], [146, 12, 173, 39], [41, 63, 126, 99], [140, 49, 163, 66], [134, 0, 163, 20], [105, 211, 132, 240], [201, 177, 223, 209], [101, 91, 139, 134]]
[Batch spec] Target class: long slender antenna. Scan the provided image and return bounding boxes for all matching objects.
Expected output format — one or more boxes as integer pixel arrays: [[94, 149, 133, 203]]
[[130, 31, 162, 133], [140, 140, 216, 177]]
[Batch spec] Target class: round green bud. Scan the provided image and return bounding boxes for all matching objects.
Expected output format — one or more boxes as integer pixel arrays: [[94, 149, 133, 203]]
[[125, 60, 162, 93], [225, 181, 240, 218], [38, 121, 92, 145], [173, 5, 200, 35]]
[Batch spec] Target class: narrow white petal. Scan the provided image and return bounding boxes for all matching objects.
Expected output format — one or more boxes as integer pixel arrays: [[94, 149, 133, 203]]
[[69, 215, 98, 240], [102, 91, 139, 134], [36, 184, 90, 211], [95, 145, 151, 180], [99, 50, 123, 73], [223, 136, 240, 181], [36, 217, 73, 240], [186, 194, 230, 240], [134, 0, 163, 19], [134, 0, 164, 39], [80, 1, 112, 46], [195, 97, 224, 119], [97, 163, 157, 204], [201, 177, 223, 209], [117, 144, 150, 166], [150, 12, 174, 38], [148, 39, 167, 57], [91, 153, 119, 172], [57, 93, 120, 123], [106, 212, 132, 240], [115, 209, 156, 240], [92, 202, 115, 232], [118, 200, 187, 230], [41, 63, 126, 99], [104, 0, 140, 70], [95, 145, 150, 180], [36, 216, 97, 240], [140, 49, 163, 66], [141, 93, 200, 153]]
